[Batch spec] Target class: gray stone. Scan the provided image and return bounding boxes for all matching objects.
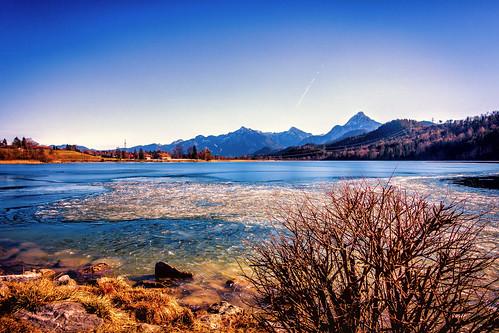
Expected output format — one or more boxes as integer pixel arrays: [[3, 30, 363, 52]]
[[14, 301, 103, 333], [207, 301, 242, 316], [56, 274, 76, 286], [136, 279, 172, 288], [69, 262, 112, 284], [0, 271, 41, 282], [136, 323, 163, 333]]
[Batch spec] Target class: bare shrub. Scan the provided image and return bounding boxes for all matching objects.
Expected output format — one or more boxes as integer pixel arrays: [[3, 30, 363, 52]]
[[245, 183, 498, 332]]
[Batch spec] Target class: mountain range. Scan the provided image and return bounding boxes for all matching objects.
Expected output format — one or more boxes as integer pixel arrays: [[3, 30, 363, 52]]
[[123, 112, 380, 157], [48, 111, 499, 160], [163, 126, 312, 157]]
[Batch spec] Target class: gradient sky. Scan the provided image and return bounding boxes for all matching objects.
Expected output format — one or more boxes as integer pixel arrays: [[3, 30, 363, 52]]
[[1, 0, 498, 149]]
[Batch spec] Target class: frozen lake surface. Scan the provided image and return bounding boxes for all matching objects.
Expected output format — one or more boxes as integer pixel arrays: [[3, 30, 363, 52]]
[[1, 161, 498, 290]]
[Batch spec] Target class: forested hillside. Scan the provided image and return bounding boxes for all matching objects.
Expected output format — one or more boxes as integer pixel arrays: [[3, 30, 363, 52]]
[[272, 112, 499, 160]]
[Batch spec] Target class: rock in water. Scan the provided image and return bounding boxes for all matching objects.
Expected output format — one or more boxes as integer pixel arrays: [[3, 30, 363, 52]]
[[224, 279, 235, 289], [154, 262, 193, 280], [79, 262, 111, 274], [136, 279, 172, 288], [69, 262, 112, 284]]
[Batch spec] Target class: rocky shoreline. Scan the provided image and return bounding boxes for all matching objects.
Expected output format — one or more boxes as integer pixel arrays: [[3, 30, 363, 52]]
[[0, 261, 263, 333], [0, 238, 255, 310]]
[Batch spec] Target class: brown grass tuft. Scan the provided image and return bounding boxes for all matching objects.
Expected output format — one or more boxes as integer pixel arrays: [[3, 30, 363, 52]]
[[0, 277, 195, 331], [0, 278, 74, 312], [96, 276, 131, 294]]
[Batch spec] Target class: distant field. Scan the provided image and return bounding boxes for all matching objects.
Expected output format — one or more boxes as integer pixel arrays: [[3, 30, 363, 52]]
[[50, 150, 104, 162], [0, 148, 259, 164], [0, 148, 109, 163]]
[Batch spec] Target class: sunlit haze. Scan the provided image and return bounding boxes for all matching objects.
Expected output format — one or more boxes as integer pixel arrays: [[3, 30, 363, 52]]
[[1, 1, 498, 149]]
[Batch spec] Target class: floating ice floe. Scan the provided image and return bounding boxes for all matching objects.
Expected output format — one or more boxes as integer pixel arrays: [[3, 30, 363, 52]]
[[36, 177, 498, 227]]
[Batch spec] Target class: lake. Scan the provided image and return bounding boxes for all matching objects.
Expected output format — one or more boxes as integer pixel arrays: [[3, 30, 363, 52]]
[[1, 161, 498, 304]]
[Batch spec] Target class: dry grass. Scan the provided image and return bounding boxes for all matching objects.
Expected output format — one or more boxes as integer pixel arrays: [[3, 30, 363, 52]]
[[0, 278, 75, 312], [95, 277, 193, 327], [0, 276, 263, 332], [0, 148, 105, 163], [50, 150, 103, 162]]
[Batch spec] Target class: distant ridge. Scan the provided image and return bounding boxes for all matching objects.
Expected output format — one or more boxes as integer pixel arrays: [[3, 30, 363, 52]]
[[299, 111, 381, 145], [57, 112, 381, 156], [123, 112, 381, 157], [54, 144, 90, 151], [127, 126, 313, 157]]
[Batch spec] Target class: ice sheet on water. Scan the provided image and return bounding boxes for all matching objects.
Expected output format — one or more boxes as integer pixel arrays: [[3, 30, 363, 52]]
[[36, 181, 322, 223], [24, 176, 499, 282], [36, 177, 498, 228], [390, 176, 499, 251]]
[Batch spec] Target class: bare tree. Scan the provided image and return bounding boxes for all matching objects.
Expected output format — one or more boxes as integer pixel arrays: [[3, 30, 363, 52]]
[[245, 184, 498, 332]]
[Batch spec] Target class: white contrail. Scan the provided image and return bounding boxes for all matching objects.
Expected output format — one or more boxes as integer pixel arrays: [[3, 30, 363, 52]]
[[296, 71, 320, 108]]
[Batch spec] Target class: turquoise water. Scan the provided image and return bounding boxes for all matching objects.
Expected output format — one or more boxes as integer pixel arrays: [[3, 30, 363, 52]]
[[1, 161, 498, 279]]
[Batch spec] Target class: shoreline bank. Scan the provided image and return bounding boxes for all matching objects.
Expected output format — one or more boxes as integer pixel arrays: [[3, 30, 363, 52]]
[[0, 159, 275, 164], [0, 265, 262, 333], [1, 159, 498, 165]]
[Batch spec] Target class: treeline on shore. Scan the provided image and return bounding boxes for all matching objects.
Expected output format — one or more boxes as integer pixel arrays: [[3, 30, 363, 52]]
[[274, 112, 499, 160], [0, 137, 54, 162], [0, 138, 103, 162], [0, 137, 240, 162]]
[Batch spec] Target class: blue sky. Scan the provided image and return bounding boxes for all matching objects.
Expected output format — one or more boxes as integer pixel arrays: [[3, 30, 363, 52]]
[[1, 0, 498, 149]]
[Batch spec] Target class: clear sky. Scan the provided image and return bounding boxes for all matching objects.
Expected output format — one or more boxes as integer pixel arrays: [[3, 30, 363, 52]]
[[1, 0, 498, 149]]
